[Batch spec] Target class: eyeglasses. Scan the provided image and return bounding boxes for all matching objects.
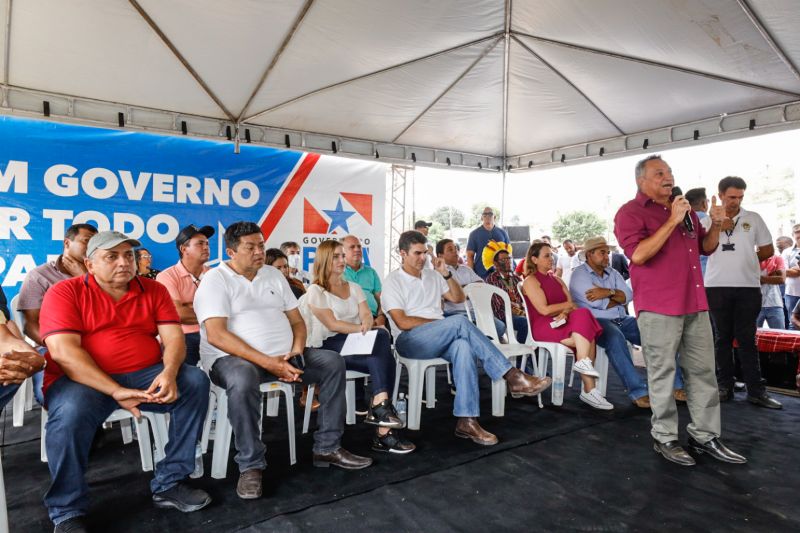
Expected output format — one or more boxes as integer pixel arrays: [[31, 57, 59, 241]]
[[481, 212, 494, 217], [139, 255, 152, 259]]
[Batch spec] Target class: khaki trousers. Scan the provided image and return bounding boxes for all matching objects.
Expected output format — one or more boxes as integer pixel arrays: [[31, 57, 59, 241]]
[[637, 311, 721, 444]]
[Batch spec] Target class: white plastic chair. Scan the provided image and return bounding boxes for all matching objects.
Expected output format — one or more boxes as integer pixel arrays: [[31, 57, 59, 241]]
[[206, 380, 296, 480], [464, 283, 542, 416], [516, 282, 608, 406], [391, 351, 449, 431], [8, 295, 36, 427], [302, 369, 370, 434], [40, 408, 168, 472]]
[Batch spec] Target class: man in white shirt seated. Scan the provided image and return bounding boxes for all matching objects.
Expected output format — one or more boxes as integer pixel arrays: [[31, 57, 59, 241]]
[[436, 238, 506, 340], [194, 222, 371, 501], [381, 231, 551, 446]]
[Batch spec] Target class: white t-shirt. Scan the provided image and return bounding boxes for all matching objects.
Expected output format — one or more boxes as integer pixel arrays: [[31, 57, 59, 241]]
[[194, 262, 298, 370], [303, 282, 366, 346], [558, 252, 578, 286], [442, 264, 482, 314], [703, 207, 772, 288], [381, 267, 449, 338], [782, 245, 800, 297]]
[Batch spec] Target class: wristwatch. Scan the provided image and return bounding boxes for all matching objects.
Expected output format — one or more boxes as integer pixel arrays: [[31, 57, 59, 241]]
[[442, 271, 453, 280], [607, 288, 614, 298]]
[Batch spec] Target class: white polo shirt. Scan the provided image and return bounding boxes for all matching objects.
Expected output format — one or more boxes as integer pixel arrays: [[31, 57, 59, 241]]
[[381, 267, 449, 338], [703, 207, 772, 288], [194, 262, 298, 370]]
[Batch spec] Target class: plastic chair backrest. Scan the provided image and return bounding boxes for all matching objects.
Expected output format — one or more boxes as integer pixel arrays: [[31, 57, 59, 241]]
[[464, 282, 515, 342], [9, 294, 26, 334]]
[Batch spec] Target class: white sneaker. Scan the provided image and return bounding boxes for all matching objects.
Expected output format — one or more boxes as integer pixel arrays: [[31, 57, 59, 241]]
[[573, 358, 600, 378], [580, 388, 614, 410]]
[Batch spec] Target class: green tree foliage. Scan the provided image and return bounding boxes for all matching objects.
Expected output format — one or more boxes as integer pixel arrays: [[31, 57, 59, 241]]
[[429, 206, 466, 230], [552, 211, 607, 244]]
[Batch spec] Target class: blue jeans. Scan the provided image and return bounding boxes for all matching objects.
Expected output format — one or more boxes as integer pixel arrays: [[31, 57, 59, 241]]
[[395, 314, 513, 417], [43, 363, 210, 525], [444, 309, 507, 341], [757, 306, 785, 329], [184, 331, 201, 367], [785, 294, 800, 330], [321, 328, 395, 397], [596, 316, 684, 400], [0, 383, 20, 412], [511, 315, 528, 344]]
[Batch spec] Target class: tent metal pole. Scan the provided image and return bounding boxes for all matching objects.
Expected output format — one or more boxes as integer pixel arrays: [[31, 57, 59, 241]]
[[128, 0, 235, 121], [501, 169, 507, 226], [2, 0, 12, 105], [237, 0, 315, 121], [391, 38, 501, 144], [501, 0, 511, 171], [244, 32, 504, 123], [513, 35, 624, 136], [737, 0, 800, 84], [513, 30, 800, 99]]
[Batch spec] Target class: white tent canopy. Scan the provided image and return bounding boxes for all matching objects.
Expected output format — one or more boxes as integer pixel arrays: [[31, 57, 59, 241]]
[[2, 0, 800, 171]]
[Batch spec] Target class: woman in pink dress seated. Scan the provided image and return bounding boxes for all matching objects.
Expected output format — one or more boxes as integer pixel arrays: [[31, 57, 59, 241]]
[[521, 242, 613, 410]]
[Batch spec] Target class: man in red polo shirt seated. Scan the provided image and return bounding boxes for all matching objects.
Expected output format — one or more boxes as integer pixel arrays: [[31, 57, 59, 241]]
[[40, 231, 212, 533]]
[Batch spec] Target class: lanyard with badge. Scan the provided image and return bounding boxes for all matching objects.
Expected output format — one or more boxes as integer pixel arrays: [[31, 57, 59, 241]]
[[722, 216, 740, 252]]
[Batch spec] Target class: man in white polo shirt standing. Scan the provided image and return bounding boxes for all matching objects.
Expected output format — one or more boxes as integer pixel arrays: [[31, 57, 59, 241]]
[[382, 230, 551, 446], [703, 177, 781, 409], [194, 222, 371, 501]]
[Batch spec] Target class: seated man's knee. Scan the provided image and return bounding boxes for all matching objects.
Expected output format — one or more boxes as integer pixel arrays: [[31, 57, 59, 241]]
[[224, 360, 262, 392], [179, 365, 210, 396], [314, 349, 345, 374]]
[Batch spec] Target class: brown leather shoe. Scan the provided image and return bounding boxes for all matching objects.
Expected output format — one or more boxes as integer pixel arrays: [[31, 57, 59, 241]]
[[632, 395, 651, 408], [313, 447, 373, 470], [454, 417, 498, 446], [504, 367, 552, 397], [236, 469, 263, 499], [673, 389, 687, 403]]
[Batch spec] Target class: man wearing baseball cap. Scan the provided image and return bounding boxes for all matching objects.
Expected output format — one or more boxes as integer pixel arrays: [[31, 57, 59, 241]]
[[40, 231, 211, 531], [156, 225, 215, 366]]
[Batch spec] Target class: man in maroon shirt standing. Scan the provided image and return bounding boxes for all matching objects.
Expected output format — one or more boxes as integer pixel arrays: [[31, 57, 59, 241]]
[[614, 155, 746, 467]]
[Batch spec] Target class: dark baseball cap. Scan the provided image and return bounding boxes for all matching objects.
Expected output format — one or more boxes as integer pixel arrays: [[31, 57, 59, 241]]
[[176, 224, 215, 248], [414, 220, 432, 229]]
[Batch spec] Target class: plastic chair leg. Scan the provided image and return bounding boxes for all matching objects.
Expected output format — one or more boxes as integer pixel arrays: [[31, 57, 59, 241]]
[[134, 417, 154, 472], [40, 409, 48, 463], [406, 363, 424, 431], [210, 391, 233, 480], [265, 391, 280, 417], [551, 348, 567, 406], [283, 387, 296, 466], [120, 419, 134, 444], [24, 378, 34, 411], [200, 390, 216, 454], [491, 379, 506, 417], [0, 449, 8, 533], [392, 361, 402, 404], [595, 348, 609, 397], [302, 384, 315, 434], [424, 365, 436, 409], [345, 379, 356, 425], [12, 382, 26, 427]]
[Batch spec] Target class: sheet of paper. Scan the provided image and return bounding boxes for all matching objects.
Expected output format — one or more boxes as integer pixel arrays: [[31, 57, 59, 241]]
[[340, 329, 378, 356]]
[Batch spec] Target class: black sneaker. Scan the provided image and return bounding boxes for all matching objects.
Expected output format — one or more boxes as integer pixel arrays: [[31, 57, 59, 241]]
[[372, 429, 416, 454], [364, 399, 403, 428], [54, 516, 89, 533], [152, 482, 212, 513]]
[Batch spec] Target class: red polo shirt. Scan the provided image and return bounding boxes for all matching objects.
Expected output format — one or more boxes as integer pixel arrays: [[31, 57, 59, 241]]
[[614, 191, 709, 317], [40, 274, 180, 395]]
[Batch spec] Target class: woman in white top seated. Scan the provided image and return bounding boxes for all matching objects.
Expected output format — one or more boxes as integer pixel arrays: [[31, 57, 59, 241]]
[[305, 240, 415, 454]]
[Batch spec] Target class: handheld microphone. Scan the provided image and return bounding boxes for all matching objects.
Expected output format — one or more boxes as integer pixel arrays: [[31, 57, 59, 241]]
[[670, 186, 694, 233]]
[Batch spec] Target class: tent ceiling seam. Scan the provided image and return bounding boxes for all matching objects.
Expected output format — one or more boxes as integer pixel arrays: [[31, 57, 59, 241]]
[[3, 0, 12, 89], [737, 0, 800, 84], [127, 0, 235, 121], [391, 38, 501, 144], [243, 31, 505, 123], [512, 30, 800, 99], [512, 34, 625, 136], [236, 0, 315, 121]]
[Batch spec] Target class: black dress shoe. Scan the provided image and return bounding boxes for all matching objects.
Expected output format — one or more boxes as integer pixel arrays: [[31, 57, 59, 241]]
[[687, 437, 747, 464], [747, 393, 783, 410], [653, 440, 695, 466], [54, 516, 89, 533], [313, 447, 372, 470]]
